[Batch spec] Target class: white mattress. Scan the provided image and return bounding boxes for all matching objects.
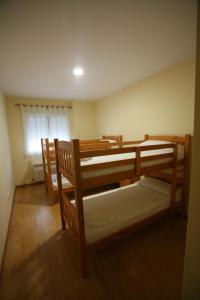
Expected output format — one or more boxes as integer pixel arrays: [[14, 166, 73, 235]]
[[51, 174, 73, 191], [81, 145, 184, 179], [81, 178, 182, 244]]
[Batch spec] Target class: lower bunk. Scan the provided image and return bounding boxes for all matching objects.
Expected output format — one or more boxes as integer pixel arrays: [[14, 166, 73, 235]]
[[80, 178, 182, 246], [60, 177, 183, 275]]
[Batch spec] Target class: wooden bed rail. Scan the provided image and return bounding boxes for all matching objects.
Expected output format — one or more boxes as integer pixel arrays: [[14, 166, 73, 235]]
[[54, 140, 75, 184], [144, 134, 190, 145], [61, 191, 79, 240], [80, 140, 111, 150], [79, 143, 174, 158]]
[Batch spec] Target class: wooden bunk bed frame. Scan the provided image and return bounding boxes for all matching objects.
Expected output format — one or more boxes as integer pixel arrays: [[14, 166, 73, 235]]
[[41, 138, 73, 204], [55, 134, 190, 276], [41, 138, 112, 204], [102, 134, 123, 147]]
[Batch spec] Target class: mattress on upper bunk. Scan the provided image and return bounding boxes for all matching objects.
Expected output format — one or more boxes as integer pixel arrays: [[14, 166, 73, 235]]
[[81, 140, 184, 179], [82, 177, 182, 244], [51, 174, 73, 191]]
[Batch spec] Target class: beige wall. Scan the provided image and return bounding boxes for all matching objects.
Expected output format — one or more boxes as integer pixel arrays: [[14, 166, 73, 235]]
[[6, 96, 97, 185], [182, 7, 200, 299], [96, 57, 195, 139], [0, 93, 14, 269], [72, 100, 97, 139]]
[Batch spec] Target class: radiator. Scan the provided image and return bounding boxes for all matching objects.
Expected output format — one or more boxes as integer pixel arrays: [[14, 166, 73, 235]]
[[32, 163, 56, 182], [33, 164, 44, 182]]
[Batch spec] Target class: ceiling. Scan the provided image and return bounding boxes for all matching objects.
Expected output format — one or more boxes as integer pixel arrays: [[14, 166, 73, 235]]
[[0, 0, 197, 101]]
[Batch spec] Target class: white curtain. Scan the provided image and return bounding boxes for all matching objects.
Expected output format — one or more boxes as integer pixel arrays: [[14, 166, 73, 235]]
[[48, 106, 70, 141], [21, 105, 70, 159]]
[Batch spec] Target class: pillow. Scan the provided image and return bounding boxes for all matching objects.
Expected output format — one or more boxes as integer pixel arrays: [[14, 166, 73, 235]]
[[101, 139, 115, 143], [140, 140, 172, 146], [138, 177, 172, 196], [81, 157, 93, 162]]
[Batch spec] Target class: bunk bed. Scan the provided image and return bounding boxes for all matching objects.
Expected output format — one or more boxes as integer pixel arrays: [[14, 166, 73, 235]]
[[55, 134, 190, 276], [41, 138, 111, 204]]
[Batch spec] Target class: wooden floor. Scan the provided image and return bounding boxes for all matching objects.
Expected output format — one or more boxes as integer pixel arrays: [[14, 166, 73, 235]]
[[0, 184, 187, 300]]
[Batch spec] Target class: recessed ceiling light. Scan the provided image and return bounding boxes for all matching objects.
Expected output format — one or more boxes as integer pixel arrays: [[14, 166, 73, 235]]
[[73, 67, 84, 76]]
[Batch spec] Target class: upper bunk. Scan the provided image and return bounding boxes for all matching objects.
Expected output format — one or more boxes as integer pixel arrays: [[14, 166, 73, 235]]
[[55, 136, 184, 190], [42, 134, 191, 195]]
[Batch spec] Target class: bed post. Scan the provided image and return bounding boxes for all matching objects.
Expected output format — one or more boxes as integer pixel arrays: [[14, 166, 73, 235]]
[[45, 138, 55, 204], [119, 135, 123, 148], [54, 139, 66, 230], [72, 139, 88, 277], [144, 134, 149, 140], [41, 138, 48, 192], [135, 147, 141, 177], [170, 143, 178, 213]]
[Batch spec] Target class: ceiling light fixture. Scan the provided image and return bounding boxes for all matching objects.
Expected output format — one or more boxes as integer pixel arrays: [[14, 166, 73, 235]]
[[73, 67, 84, 77]]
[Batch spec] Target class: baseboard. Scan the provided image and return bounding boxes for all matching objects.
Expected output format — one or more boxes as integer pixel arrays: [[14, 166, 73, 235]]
[[0, 186, 16, 281]]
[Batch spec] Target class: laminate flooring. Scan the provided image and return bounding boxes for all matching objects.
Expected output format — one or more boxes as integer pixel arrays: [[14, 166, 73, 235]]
[[0, 184, 187, 300]]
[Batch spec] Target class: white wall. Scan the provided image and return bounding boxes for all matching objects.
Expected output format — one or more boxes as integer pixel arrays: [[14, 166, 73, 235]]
[[0, 93, 14, 270], [96, 57, 195, 139], [182, 5, 200, 299]]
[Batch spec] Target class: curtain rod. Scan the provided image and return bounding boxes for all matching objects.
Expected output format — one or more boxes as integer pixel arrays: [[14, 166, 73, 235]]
[[15, 104, 72, 109]]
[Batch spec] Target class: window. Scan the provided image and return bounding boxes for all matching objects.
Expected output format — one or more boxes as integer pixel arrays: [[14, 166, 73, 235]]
[[21, 105, 70, 156]]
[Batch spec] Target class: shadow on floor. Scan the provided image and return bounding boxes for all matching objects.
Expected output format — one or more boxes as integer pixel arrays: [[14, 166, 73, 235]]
[[0, 214, 187, 300]]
